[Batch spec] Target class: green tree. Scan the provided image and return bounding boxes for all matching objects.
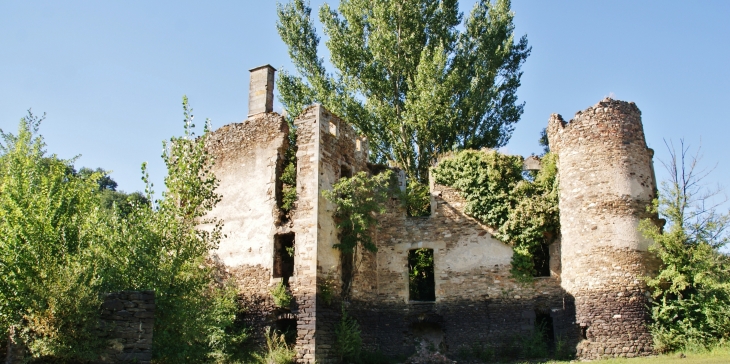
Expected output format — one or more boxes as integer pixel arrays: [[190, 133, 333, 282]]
[[0, 102, 247, 363], [0, 111, 108, 360], [277, 0, 530, 182], [640, 140, 730, 352]]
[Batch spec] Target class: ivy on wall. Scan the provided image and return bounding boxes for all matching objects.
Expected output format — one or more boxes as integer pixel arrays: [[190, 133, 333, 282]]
[[432, 150, 560, 281], [322, 170, 394, 297]]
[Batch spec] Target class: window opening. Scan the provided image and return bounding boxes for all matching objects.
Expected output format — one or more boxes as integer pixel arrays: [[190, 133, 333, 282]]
[[409, 248, 435, 301], [533, 242, 551, 277], [274, 233, 295, 280], [340, 164, 352, 180], [535, 311, 555, 350]]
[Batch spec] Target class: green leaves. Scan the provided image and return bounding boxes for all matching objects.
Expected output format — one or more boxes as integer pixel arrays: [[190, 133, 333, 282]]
[[322, 170, 393, 254], [432, 150, 559, 281], [640, 141, 730, 352], [277, 0, 530, 182], [0, 101, 246, 362]]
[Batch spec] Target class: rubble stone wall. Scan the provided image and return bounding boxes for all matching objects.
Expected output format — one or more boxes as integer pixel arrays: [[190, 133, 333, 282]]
[[345, 172, 577, 357], [547, 98, 658, 359], [98, 291, 155, 364], [294, 105, 370, 363], [204, 113, 290, 344]]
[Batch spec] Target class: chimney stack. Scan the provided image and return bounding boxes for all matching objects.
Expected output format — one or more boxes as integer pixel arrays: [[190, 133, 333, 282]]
[[248, 65, 276, 117]]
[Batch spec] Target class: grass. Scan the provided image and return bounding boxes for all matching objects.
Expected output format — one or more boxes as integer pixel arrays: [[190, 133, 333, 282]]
[[533, 345, 730, 364]]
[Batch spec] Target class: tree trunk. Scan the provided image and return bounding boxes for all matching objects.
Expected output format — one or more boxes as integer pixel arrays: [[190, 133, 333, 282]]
[[5, 326, 25, 364]]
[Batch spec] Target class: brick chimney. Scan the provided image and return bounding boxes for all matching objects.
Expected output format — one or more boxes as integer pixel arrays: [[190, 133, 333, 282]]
[[248, 65, 276, 117]]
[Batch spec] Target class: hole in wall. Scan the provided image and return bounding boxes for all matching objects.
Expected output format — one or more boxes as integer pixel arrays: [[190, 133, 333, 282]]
[[275, 317, 297, 346], [410, 322, 444, 353], [409, 249, 435, 302], [535, 310, 555, 350], [340, 164, 352, 180], [533, 242, 551, 277], [273, 233, 295, 280]]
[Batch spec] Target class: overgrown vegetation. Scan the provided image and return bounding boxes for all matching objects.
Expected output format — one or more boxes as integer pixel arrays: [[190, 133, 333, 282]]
[[322, 170, 393, 298], [432, 150, 559, 281], [270, 281, 293, 308], [252, 330, 296, 364], [408, 248, 435, 301], [400, 180, 431, 217], [277, 0, 530, 182], [0, 101, 249, 363], [334, 306, 362, 363], [639, 140, 730, 353]]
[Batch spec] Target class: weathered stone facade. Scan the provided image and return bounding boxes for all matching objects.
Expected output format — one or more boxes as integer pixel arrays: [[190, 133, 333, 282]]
[[547, 98, 660, 359], [97, 291, 156, 364], [205, 67, 660, 362]]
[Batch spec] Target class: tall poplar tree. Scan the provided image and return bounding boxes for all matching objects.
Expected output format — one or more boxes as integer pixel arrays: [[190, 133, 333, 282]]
[[277, 0, 530, 181]]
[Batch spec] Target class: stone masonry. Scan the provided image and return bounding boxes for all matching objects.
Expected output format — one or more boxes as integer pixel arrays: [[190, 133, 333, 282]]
[[97, 291, 155, 364], [547, 98, 660, 359], [204, 66, 661, 362]]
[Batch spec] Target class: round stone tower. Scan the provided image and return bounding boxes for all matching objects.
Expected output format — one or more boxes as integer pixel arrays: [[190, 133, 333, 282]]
[[547, 98, 659, 359]]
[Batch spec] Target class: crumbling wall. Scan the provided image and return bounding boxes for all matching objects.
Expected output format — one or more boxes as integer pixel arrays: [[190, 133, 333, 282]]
[[98, 291, 155, 364], [345, 166, 575, 358], [292, 105, 370, 363], [204, 112, 289, 342], [547, 98, 659, 359]]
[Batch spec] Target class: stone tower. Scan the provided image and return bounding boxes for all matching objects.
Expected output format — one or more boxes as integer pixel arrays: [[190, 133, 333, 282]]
[[547, 98, 658, 359]]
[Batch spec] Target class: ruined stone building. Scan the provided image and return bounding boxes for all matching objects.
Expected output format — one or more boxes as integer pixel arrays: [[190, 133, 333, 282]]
[[203, 65, 660, 362]]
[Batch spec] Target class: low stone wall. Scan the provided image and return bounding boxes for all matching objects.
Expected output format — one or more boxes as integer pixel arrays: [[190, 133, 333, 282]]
[[98, 290, 155, 364]]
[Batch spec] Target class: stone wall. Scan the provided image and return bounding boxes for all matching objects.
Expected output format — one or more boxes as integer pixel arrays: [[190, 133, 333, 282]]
[[547, 98, 659, 359], [97, 291, 155, 364], [292, 104, 370, 363], [204, 112, 290, 343], [343, 175, 577, 358]]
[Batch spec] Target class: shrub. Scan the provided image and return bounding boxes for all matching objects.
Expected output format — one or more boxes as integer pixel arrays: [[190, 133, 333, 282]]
[[334, 306, 362, 362], [253, 330, 296, 364], [270, 281, 293, 308]]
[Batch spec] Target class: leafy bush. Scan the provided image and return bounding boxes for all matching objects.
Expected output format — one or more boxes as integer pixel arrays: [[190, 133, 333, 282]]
[[270, 281, 293, 308], [0, 100, 248, 362], [400, 180, 431, 217], [252, 330, 296, 364], [322, 170, 393, 297], [280, 161, 297, 213], [334, 306, 362, 362], [639, 141, 730, 352], [432, 150, 559, 281]]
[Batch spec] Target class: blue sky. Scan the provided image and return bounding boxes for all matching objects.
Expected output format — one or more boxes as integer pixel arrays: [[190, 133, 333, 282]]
[[1, 1, 729, 212]]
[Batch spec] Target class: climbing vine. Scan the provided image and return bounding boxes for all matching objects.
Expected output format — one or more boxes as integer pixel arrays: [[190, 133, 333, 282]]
[[432, 150, 560, 281], [322, 170, 394, 297]]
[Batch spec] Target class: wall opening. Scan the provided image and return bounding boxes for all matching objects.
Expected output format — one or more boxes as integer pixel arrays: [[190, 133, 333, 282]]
[[535, 311, 555, 350], [409, 249, 435, 302], [275, 316, 297, 346], [340, 164, 352, 180], [273, 233, 295, 280], [533, 242, 551, 277]]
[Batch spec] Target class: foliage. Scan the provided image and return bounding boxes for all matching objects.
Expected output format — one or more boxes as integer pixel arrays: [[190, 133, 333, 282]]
[[0, 100, 248, 363], [270, 281, 293, 308], [408, 248, 435, 301], [432, 150, 559, 281], [322, 170, 393, 297], [519, 322, 549, 359], [323, 170, 393, 254], [252, 330, 296, 364], [639, 140, 730, 353], [0, 110, 108, 361], [318, 271, 338, 306], [280, 157, 297, 214], [277, 0, 530, 182], [400, 180, 431, 217], [334, 305, 362, 363]]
